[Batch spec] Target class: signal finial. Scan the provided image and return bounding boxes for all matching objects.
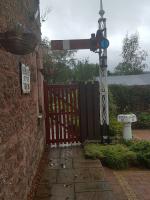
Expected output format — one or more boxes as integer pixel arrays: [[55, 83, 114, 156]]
[[99, 0, 105, 18]]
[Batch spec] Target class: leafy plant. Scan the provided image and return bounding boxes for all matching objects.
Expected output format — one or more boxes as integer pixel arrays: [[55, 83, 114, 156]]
[[102, 144, 136, 169], [129, 140, 150, 168], [84, 143, 136, 169], [136, 112, 150, 129], [137, 152, 150, 168], [109, 116, 123, 136], [84, 143, 105, 159], [121, 139, 135, 147], [129, 140, 150, 153]]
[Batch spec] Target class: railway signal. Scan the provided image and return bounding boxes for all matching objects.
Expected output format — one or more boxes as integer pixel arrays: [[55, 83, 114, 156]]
[[51, 0, 110, 142]]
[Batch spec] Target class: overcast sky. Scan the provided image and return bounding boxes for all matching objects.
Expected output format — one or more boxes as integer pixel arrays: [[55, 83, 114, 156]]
[[40, 0, 150, 71]]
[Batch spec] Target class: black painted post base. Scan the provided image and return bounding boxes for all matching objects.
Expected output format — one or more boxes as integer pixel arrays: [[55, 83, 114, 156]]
[[100, 124, 110, 144]]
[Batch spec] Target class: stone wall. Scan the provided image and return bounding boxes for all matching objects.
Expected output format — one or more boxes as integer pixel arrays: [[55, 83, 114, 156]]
[[0, 1, 45, 199]]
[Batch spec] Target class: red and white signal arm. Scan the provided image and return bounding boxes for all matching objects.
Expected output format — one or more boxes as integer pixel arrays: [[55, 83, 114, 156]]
[[51, 39, 90, 50]]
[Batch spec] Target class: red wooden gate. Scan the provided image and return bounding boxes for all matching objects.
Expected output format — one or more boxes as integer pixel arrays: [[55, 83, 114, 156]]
[[44, 82, 80, 145]]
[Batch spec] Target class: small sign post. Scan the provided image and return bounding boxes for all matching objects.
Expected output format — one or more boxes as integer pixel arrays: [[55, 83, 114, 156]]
[[21, 64, 30, 94]]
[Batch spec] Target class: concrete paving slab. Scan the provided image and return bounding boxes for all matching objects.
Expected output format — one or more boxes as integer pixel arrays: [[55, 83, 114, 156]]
[[34, 183, 75, 200], [34, 184, 52, 199], [40, 169, 57, 184], [73, 159, 102, 168], [33, 147, 116, 200], [47, 158, 61, 169], [48, 148, 60, 159], [57, 169, 74, 183], [57, 168, 105, 184], [60, 158, 73, 169], [89, 168, 105, 181], [75, 191, 115, 200], [47, 158, 73, 169], [75, 181, 112, 193], [60, 147, 84, 159], [50, 183, 74, 199]]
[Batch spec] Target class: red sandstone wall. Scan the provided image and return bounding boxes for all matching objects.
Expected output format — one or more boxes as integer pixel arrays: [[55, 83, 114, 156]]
[[0, 1, 45, 199]]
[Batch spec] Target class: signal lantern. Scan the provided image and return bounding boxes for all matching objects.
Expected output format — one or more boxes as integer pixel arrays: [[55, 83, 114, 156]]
[[90, 33, 97, 52], [96, 29, 103, 41], [90, 30, 109, 51], [96, 30, 110, 49]]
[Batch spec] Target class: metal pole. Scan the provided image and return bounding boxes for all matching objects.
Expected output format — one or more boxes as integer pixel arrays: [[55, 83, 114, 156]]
[[99, 0, 109, 142]]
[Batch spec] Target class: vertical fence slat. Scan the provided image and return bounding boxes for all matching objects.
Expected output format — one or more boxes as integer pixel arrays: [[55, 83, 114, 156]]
[[57, 87, 62, 143], [79, 83, 87, 142], [73, 87, 78, 142], [50, 87, 54, 144], [77, 86, 80, 142], [69, 87, 74, 143], [93, 82, 101, 140], [62, 86, 66, 143], [43, 81, 50, 144], [48, 86, 53, 144], [86, 82, 94, 140], [66, 87, 70, 143]]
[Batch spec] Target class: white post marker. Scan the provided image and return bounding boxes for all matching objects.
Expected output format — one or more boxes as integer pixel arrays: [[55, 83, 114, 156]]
[[117, 114, 137, 140]]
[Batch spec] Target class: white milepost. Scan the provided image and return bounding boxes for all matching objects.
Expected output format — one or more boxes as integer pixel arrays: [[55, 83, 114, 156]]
[[117, 114, 137, 140]]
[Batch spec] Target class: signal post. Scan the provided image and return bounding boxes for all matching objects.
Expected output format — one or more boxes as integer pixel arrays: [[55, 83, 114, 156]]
[[51, 0, 109, 142]]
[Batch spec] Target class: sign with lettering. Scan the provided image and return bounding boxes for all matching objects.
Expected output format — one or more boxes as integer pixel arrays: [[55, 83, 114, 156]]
[[21, 64, 30, 94]]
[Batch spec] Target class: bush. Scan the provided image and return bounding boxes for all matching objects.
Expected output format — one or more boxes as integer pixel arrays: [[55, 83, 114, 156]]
[[84, 143, 136, 169], [121, 139, 136, 147], [102, 144, 136, 169], [109, 85, 150, 114], [129, 140, 150, 168], [84, 143, 105, 159], [129, 140, 150, 153], [135, 112, 150, 129], [109, 116, 123, 136]]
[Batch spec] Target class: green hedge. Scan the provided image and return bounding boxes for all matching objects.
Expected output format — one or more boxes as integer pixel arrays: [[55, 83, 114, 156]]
[[129, 140, 150, 168], [109, 85, 150, 114], [84, 143, 136, 169], [135, 112, 150, 129], [84, 141, 150, 169], [109, 85, 150, 129]]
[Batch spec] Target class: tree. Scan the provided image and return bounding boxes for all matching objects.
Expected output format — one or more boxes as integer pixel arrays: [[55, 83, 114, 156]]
[[114, 33, 148, 75], [41, 38, 76, 83], [72, 59, 99, 81]]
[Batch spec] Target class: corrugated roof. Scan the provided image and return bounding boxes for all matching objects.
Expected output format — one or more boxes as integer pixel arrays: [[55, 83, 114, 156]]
[[96, 73, 150, 86]]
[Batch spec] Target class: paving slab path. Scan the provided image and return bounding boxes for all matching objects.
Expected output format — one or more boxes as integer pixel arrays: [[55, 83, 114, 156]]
[[33, 147, 115, 200]]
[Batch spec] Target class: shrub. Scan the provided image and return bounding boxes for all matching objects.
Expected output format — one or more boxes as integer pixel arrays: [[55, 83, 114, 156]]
[[135, 112, 150, 129], [84, 143, 105, 159], [129, 140, 150, 153], [121, 139, 136, 147], [129, 140, 150, 168], [109, 85, 150, 114], [103, 144, 136, 169], [84, 143, 137, 169], [109, 116, 123, 136]]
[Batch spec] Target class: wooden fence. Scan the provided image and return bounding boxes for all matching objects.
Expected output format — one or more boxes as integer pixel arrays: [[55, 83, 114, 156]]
[[79, 82, 101, 142]]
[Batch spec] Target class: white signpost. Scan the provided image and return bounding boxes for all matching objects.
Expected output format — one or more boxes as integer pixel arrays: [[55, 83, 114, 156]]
[[21, 64, 30, 94]]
